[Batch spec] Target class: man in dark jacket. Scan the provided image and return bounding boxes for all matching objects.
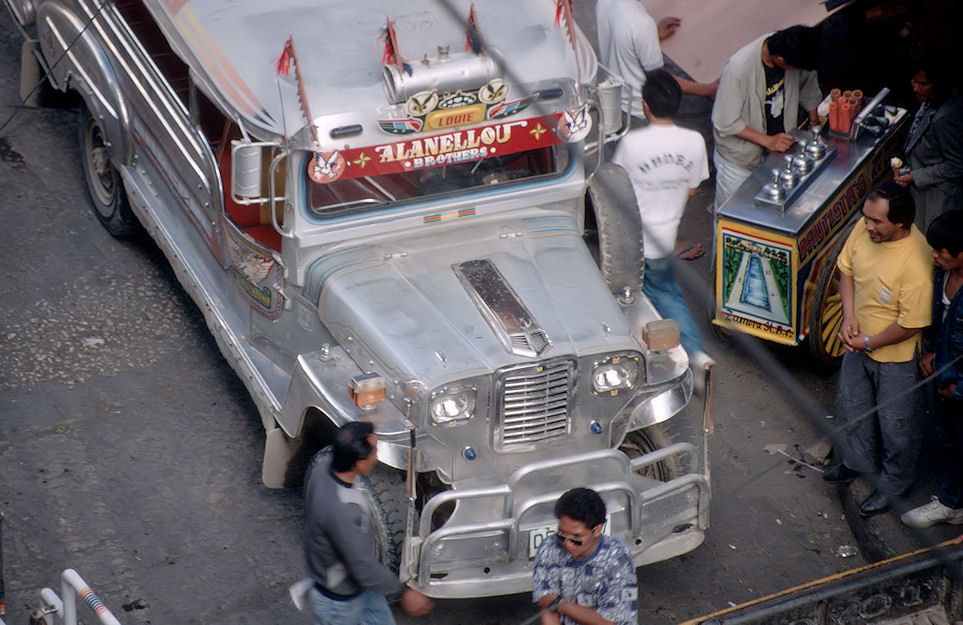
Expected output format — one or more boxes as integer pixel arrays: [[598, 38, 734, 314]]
[[894, 54, 963, 230], [303, 421, 433, 625], [902, 211, 963, 527]]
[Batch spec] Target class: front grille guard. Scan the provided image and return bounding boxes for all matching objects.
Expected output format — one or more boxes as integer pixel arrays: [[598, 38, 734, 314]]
[[410, 442, 709, 589]]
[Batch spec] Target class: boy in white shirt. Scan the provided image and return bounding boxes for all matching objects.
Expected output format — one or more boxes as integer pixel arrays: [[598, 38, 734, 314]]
[[613, 69, 713, 390]]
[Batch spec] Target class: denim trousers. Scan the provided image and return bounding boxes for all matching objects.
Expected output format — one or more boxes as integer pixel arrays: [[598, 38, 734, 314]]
[[937, 398, 963, 509], [835, 351, 924, 495], [643, 256, 706, 356], [309, 586, 396, 625]]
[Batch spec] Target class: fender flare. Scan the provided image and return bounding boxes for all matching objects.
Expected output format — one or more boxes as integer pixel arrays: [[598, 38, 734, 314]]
[[37, 2, 132, 166]]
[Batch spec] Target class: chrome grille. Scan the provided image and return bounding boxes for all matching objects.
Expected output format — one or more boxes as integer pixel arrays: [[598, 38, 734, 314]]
[[496, 359, 574, 449]]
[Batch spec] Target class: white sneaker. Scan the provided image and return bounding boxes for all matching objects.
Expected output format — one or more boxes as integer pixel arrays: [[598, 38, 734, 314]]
[[900, 496, 963, 528], [689, 351, 715, 395]]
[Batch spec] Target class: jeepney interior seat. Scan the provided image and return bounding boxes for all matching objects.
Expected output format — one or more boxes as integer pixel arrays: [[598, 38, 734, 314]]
[[216, 124, 283, 252]]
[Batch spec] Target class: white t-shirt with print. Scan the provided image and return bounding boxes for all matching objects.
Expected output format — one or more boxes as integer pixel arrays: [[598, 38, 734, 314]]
[[613, 123, 709, 259]]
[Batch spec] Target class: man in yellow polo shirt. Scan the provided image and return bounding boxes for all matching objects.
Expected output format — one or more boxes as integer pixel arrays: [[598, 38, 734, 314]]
[[822, 181, 933, 516]]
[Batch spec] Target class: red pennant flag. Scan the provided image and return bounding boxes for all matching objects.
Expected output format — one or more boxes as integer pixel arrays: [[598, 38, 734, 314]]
[[464, 4, 483, 54], [276, 37, 294, 77], [554, 0, 580, 85], [381, 17, 409, 74]]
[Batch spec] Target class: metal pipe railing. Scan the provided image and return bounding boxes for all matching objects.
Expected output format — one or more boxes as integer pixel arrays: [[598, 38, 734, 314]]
[[33, 569, 123, 625]]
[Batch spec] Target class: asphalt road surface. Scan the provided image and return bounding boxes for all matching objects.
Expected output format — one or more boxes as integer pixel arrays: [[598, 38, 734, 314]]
[[0, 7, 865, 625]]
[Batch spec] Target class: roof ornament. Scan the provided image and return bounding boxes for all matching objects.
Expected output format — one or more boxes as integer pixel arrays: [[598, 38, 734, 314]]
[[554, 0, 580, 87], [381, 17, 412, 77], [464, 4, 484, 55], [276, 36, 319, 149]]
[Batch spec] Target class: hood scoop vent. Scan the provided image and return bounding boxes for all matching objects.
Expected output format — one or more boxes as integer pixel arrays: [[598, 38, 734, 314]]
[[454, 259, 551, 358]]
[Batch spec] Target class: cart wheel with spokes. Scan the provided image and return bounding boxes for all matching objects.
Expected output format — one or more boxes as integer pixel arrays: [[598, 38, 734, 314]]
[[80, 111, 138, 236], [807, 224, 854, 370]]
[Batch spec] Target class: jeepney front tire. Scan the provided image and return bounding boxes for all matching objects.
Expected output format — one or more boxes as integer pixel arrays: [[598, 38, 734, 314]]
[[358, 465, 412, 574], [619, 424, 681, 482], [585, 163, 645, 293], [80, 112, 138, 237], [806, 225, 853, 371]]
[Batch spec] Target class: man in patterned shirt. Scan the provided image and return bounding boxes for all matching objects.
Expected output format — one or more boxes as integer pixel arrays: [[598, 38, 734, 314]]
[[532, 488, 638, 625]]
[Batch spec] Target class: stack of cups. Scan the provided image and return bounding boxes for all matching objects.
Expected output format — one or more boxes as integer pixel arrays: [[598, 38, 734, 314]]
[[829, 88, 841, 131], [828, 88, 863, 133]]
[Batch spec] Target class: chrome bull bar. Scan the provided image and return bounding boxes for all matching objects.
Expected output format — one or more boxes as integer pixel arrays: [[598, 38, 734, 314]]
[[409, 442, 709, 595]]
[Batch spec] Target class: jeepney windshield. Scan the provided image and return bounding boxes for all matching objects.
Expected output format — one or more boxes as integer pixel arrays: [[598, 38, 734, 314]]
[[305, 144, 568, 218]]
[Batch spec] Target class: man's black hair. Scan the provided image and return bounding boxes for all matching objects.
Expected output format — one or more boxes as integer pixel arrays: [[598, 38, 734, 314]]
[[866, 180, 916, 228], [927, 210, 963, 257], [642, 69, 682, 119], [766, 25, 819, 70], [331, 421, 375, 472], [554, 487, 606, 529]]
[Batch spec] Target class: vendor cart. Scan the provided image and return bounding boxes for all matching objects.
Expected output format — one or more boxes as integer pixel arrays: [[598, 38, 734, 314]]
[[712, 89, 909, 368]]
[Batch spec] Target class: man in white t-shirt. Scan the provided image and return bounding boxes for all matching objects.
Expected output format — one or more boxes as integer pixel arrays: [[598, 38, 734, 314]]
[[613, 69, 713, 389], [596, 0, 716, 123]]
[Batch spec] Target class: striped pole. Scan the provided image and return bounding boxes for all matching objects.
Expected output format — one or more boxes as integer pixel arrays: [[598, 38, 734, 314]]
[[60, 570, 122, 625]]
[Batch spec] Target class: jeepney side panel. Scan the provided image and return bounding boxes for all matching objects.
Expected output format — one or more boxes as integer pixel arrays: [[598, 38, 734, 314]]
[[39, 0, 224, 253], [36, 1, 131, 166]]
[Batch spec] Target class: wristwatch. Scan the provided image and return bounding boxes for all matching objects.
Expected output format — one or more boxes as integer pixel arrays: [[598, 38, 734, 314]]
[[863, 336, 873, 352]]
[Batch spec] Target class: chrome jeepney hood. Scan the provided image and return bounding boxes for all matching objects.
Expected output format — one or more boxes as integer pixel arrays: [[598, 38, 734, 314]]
[[316, 224, 639, 396]]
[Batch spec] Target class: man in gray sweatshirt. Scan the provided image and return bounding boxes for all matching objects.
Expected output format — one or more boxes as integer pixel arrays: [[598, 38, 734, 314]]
[[303, 421, 433, 625]]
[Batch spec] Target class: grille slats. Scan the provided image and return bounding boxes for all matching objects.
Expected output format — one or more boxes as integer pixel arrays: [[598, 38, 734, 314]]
[[497, 359, 575, 448]]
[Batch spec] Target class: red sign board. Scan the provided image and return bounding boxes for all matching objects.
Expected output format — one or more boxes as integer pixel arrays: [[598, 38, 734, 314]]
[[309, 114, 564, 184]]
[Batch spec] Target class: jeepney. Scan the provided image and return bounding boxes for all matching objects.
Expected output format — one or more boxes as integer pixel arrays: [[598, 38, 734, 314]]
[[8, 0, 709, 597]]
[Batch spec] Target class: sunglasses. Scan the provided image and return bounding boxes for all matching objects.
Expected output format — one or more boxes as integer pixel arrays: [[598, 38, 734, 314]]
[[555, 530, 585, 547]]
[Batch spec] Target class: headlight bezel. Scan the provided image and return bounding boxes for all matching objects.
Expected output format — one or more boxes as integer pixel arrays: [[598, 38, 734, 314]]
[[429, 382, 478, 426], [591, 353, 641, 395]]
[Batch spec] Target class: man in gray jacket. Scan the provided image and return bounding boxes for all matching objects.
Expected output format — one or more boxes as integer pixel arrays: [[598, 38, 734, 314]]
[[711, 25, 822, 211], [303, 421, 433, 625], [894, 54, 963, 230]]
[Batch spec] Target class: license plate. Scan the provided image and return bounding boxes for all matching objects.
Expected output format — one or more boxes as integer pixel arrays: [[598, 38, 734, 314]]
[[528, 525, 555, 558]]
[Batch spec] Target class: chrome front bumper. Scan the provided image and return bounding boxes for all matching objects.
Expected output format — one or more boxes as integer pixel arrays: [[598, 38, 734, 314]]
[[405, 439, 710, 598]]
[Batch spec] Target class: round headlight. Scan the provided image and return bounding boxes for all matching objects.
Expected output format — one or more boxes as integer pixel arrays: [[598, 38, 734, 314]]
[[430, 385, 476, 425], [592, 357, 639, 393]]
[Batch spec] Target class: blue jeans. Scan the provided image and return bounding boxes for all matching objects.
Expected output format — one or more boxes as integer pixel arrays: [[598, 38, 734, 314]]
[[309, 586, 396, 625], [643, 256, 706, 356], [937, 398, 963, 509], [835, 351, 923, 495]]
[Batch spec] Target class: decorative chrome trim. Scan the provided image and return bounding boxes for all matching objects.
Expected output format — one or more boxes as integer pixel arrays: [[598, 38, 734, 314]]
[[494, 358, 575, 451], [454, 259, 551, 357]]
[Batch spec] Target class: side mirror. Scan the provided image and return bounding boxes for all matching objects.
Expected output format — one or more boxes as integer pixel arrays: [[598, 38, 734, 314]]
[[231, 140, 266, 201]]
